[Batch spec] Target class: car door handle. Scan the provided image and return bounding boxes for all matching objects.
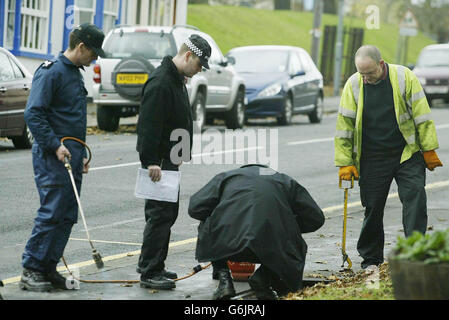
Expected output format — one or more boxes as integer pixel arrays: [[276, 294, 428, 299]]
[[0, 87, 7, 94]]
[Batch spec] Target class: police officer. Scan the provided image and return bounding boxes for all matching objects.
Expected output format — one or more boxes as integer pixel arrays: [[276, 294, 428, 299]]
[[20, 23, 105, 292], [136, 34, 211, 290], [335, 45, 442, 270]]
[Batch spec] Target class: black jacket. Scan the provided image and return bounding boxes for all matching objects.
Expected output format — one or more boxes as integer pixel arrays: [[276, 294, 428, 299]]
[[188, 165, 325, 291], [136, 56, 193, 167]]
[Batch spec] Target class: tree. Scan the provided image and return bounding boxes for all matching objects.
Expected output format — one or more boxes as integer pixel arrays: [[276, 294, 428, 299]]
[[398, 0, 449, 43], [274, 0, 291, 9], [323, 0, 337, 14]]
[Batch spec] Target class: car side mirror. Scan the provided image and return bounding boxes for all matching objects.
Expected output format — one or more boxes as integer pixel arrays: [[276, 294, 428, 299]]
[[290, 70, 305, 78], [227, 56, 236, 65], [219, 59, 228, 67]]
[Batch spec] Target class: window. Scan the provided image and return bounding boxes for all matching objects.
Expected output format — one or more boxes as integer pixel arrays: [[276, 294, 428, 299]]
[[0, 52, 15, 82], [74, 0, 96, 25], [103, 0, 119, 35], [288, 52, 303, 75], [9, 56, 25, 78], [5, 0, 16, 49], [103, 31, 176, 59], [20, 0, 50, 52]]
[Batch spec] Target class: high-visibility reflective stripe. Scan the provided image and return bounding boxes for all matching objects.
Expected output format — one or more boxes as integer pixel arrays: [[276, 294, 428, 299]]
[[397, 66, 406, 97], [408, 90, 426, 106], [414, 113, 433, 126], [399, 113, 411, 123], [350, 74, 360, 105], [335, 130, 354, 139], [338, 106, 356, 118], [405, 134, 415, 145], [353, 145, 358, 153]]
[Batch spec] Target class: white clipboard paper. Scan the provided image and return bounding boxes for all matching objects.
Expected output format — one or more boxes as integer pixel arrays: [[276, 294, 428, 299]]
[[134, 168, 181, 203]]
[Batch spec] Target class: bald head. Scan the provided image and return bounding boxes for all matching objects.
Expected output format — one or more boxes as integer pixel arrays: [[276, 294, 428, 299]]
[[355, 45, 382, 63], [354, 45, 385, 84]]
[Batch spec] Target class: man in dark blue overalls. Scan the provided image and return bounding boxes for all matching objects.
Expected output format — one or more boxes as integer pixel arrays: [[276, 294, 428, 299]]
[[21, 24, 105, 292]]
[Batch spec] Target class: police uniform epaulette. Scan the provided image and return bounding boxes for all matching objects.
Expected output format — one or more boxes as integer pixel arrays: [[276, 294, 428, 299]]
[[41, 60, 55, 69]]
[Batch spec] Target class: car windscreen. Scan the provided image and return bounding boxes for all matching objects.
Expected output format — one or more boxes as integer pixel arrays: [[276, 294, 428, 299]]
[[228, 50, 288, 73], [416, 49, 449, 68], [103, 32, 176, 59]]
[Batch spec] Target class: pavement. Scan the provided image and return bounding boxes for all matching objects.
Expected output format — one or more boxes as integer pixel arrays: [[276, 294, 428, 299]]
[[5, 96, 446, 303], [0, 97, 347, 302]]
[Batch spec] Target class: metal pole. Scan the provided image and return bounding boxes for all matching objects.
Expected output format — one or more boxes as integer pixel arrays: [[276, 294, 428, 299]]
[[333, 0, 345, 96], [311, 0, 323, 65], [403, 36, 409, 66]]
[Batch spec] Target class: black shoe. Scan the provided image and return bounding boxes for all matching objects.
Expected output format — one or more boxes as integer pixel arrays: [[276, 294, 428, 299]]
[[213, 270, 236, 300], [45, 271, 72, 290], [19, 268, 52, 292], [162, 269, 178, 280], [136, 267, 178, 280], [248, 269, 278, 300], [140, 273, 176, 290], [212, 268, 219, 280]]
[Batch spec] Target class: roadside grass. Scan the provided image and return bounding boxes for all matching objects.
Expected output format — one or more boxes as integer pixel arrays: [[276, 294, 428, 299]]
[[284, 263, 395, 300], [187, 4, 435, 65]]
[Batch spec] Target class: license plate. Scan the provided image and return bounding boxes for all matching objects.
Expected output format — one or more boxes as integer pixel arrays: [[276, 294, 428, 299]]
[[425, 86, 448, 94], [116, 73, 148, 84]]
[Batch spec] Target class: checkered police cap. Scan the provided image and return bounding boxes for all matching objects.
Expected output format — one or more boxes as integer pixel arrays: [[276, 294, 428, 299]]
[[184, 34, 212, 70]]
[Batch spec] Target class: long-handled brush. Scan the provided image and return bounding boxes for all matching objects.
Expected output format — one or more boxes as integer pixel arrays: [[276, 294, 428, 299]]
[[61, 137, 104, 269], [339, 177, 354, 271], [64, 157, 104, 268]]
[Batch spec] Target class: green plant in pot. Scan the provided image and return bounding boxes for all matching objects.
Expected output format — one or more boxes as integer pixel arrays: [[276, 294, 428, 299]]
[[388, 228, 449, 300]]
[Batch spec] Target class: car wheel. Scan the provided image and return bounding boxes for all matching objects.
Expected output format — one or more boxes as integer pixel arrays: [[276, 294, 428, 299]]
[[225, 89, 245, 129], [11, 124, 34, 149], [112, 56, 155, 102], [277, 95, 293, 126], [309, 94, 324, 123], [97, 105, 119, 132], [193, 91, 206, 132]]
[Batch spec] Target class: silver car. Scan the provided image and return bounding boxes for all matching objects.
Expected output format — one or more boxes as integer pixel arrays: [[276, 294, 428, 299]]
[[92, 25, 245, 131]]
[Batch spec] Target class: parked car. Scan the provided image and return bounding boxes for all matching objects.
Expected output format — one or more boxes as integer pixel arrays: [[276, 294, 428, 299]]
[[226, 45, 324, 125], [92, 25, 245, 132], [412, 44, 449, 107], [0, 47, 34, 148]]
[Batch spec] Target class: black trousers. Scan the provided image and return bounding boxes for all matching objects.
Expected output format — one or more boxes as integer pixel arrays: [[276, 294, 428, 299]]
[[138, 160, 179, 277], [357, 151, 427, 268]]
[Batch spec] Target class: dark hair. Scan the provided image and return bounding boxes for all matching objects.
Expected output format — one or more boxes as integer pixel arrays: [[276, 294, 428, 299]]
[[178, 43, 198, 58], [68, 32, 83, 50]]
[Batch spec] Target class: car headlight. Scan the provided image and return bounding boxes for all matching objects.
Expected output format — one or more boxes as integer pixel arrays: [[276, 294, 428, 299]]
[[258, 83, 282, 98], [418, 77, 427, 86]]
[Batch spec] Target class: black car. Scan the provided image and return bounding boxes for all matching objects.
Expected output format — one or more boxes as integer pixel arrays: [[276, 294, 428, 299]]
[[227, 45, 324, 125], [0, 47, 34, 148]]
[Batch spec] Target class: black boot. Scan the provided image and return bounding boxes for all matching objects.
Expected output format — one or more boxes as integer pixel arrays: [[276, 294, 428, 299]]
[[19, 268, 52, 292], [136, 266, 178, 279], [140, 271, 176, 290], [213, 270, 236, 300], [45, 271, 72, 290], [248, 266, 278, 300]]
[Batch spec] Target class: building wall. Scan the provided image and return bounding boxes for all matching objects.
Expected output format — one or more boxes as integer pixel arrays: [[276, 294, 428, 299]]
[[1, 0, 187, 97]]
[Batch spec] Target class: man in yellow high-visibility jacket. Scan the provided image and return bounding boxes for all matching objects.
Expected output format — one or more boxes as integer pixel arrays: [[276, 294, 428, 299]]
[[334, 45, 443, 269]]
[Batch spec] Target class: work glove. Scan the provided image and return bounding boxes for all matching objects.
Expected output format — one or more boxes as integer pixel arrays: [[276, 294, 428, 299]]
[[339, 165, 359, 181], [423, 150, 443, 171]]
